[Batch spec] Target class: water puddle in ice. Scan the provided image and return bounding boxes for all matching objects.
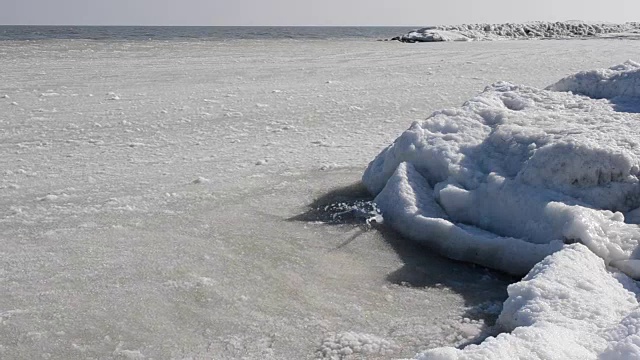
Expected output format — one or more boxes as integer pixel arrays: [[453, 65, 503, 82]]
[[288, 182, 381, 227], [289, 179, 515, 356]]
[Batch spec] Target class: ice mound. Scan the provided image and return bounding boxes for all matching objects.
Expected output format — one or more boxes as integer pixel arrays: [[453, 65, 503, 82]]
[[373, 162, 564, 276], [548, 60, 640, 101], [396, 21, 640, 42], [415, 245, 640, 359], [364, 80, 640, 276], [363, 63, 640, 358]]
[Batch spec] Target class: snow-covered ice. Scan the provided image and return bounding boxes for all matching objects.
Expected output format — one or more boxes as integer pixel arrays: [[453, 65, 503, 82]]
[[416, 244, 640, 359], [548, 59, 640, 101], [364, 61, 640, 358], [2, 37, 640, 359], [365, 61, 640, 276]]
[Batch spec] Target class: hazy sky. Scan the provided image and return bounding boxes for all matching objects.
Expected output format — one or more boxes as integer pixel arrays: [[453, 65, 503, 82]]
[[2, 0, 639, 26]]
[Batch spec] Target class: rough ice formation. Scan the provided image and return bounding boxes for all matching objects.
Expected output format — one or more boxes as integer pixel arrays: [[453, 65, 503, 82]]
[[373, 162, 564, 276], [547, 60, 640, 101], [363, 62, 640, 359], [415, 245, 640, 359], [317, 331, 398, 359], [396, 21, 640, 42], [364, 65, 640, 277]]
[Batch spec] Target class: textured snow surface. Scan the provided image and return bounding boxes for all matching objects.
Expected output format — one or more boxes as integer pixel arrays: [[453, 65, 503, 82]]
[[399, 21, 640, 42], [318, 331, 399, 358]]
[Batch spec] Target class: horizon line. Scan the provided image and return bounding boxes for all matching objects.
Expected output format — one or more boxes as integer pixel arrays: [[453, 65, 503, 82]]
[[0, 20, 631, 27]]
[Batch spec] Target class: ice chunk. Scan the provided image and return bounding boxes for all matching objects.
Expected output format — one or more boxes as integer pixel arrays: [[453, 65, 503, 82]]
[[416, 245, 640, 360], [366, 62, 640, 359], [363, 65, 640, 278], [374, 162, 562, 276]]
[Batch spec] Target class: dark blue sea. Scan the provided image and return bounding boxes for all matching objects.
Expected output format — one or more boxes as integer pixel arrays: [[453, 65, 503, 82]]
[[0, 26, 418, 41]]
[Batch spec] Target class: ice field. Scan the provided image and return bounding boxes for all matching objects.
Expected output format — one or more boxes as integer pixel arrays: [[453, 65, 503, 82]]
[[1, 37, 639, 359]]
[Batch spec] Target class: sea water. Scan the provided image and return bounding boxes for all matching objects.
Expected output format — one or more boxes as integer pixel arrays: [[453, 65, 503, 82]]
[[0, 25, 417, 41]]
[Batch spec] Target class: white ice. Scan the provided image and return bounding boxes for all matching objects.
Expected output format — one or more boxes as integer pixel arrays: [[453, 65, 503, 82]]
[[547, 59, 640, 102], [364, 62, 640, 277], [363, 61, 640, 358], [417, 244, 640, 360]]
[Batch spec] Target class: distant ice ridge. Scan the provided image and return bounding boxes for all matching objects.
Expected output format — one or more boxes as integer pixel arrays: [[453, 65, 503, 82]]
[[395, 21, 640, 42], [363, 62, 640, 358]]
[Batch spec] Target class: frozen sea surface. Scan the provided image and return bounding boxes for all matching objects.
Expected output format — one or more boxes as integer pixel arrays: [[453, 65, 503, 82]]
[[1, 38, 639, 359]]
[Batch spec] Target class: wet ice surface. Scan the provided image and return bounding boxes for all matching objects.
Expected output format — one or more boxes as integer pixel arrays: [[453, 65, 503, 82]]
[[1, 39, 639, 359]]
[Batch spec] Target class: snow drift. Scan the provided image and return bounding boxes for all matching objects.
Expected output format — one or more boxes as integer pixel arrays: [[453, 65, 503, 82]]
[[363, 62, 640, 358], [396, 21, 640, 42]]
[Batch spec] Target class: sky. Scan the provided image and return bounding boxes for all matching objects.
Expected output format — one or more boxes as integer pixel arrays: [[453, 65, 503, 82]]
[[1, 0, 639, 26]]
